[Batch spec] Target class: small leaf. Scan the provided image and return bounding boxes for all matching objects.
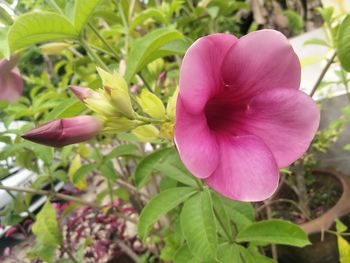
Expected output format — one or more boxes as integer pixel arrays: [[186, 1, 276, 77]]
[[236, 220, 310, 247], [8, 12, 77, 52], [303, 38, 331, 47], [32, 201, 62, 246], [125, 28, 183, 82], [138, 187, 196, 240], [45, 97, 84, 121], [338, 14, 350, 72], [180, 189, 217, 261], [130, 8, 166, 30], [73, 0, 102, 32], [105, 144, 139, 161], [134, 147, 172, 187]]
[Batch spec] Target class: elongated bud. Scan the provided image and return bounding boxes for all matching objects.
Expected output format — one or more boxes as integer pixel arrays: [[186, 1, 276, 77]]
[[70, 86, 99, 101], [137, 89, 166, 119], [39, 42, 71, 55], [0, 54, 23, 103], [21, 116, 102, 147]]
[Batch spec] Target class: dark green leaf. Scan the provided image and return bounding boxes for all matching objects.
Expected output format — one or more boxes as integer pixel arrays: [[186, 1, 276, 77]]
[[337, 14, 350, 72]]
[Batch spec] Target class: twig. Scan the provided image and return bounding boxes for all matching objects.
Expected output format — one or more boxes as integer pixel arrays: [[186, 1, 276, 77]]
[[117, 239, 140, 262], [310, 51, 337, 97]]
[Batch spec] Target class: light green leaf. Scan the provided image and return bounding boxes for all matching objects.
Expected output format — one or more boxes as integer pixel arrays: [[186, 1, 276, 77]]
[[174, 245, 198, 263], [73, 0, 102, 32], [338, 235, 350, 263], [216, 243, 240, 263], [155, 162, 197, 187], [27, 242, 57, 263], [134, 147, 172, 187], [180, 189, 217, 261], [0, 26, 9, 58], [130, 8, 166, 30], [236, 220, 310, 247], [138, 187, 196, 240], [303, 38, 331, 47], [8, 12, 77, 52], [105, 144, 139, 161], [125, 28, 183, 82], [338, 14, 350, 72], [45, 97, 84, 121], [32, 201, 62, 246]]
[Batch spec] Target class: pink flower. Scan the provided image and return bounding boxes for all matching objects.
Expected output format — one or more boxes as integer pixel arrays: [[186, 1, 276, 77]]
[[0, 54, 23, 103], [22, 116, 102, 147], [175, 30, 320, 201]]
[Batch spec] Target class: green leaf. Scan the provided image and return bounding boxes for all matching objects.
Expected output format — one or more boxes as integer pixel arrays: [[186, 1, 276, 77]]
[[247, 249, 276, 263], [338, 14, 350, 72], [45, 97, 84, 121], [174, 245, 197, 263], [180, 189, 217, 261], [105, 144, 139, 161], [303, 38, 331, 47], [134, 147, 172, 187], [138, 187, 196, 240], [73, 0, 101, 32], [0, 26, 9, 58], [8, 12, 77, 52], [125, 28, 183, 82], [100, 160, 117, 180], [27, 242, 57, 263], [155, 162, 197, 187], [236, 220, 310, 247], [71, 164, 95, 184], [216, 243, 240, 263], [130, 8, 166, 30], [32, 201, 62, 246]]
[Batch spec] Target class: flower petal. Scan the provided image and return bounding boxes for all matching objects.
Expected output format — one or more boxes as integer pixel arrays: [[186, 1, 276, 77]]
[[179, 33, 237, 114], [244, 89, 320, 167], [0, 70, 23, 103], [205, 135, 279, 201], [175, 97, 219, 179], [221, 30, 300, 101]]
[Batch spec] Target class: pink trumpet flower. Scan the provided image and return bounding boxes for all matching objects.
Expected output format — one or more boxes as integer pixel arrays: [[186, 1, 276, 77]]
[[22, 116, 102, 147], [175, 30, 320, 201], [0, 55, 23, 103]]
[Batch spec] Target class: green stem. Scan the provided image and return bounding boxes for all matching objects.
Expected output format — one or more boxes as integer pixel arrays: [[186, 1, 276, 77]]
[[88, 22, 119, 59], [138, 72, 153, 92], [213, 206, 234, 242], [310, 51, 337, 97], [80, 38, 109, 71], [135, 114, 166, 124], [61, 245, 79, 263]]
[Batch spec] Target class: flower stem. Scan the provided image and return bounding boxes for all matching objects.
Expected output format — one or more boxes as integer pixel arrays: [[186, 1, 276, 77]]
[[88, 22, 119, 59], [80, 38, 110, 71], [310, 51, 337, 97]]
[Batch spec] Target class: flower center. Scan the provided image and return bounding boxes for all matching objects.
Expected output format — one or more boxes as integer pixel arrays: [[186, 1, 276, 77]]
[[205, 94, 246, 134]]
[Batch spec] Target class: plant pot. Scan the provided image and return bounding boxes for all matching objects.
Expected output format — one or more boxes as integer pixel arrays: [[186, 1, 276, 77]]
[[276, 169, 350, 263]]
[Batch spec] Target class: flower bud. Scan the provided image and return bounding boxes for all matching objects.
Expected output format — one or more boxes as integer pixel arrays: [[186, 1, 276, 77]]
[[104, 117, 142, 133], [70, 86, 99, 102], [0, 54, 23, 103], [166, 87, 178, 120], [137, 89, 166, 119], [39, 42, 71, 55], [21, 116, 102, 147]]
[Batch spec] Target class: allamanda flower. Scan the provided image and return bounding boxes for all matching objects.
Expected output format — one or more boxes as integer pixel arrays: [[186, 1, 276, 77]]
[[0, 54, 23, 103], [175, 30, 320, 201]]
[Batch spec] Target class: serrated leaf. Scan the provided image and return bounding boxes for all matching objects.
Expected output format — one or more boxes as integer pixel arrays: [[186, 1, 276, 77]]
[[32, 201, 62, 246], [180, 189, 217, 261], [338, 15, 350, 72], [236, 220, 310, 247], [134, 147, 172, 187], [73, 0, 102, 32], [125, 28, 183, 82], [8, 12, 77, 52], [138, 187, 196, 240]]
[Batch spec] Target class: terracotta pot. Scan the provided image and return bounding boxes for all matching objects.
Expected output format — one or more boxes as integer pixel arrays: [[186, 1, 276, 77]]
[[278, 169, 350, 263]]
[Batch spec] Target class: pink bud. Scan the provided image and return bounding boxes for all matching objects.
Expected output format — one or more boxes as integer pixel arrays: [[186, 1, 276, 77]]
[[70, 85, 99, 101], [22, 116, 102, 147], [0, 54, 23, 103]]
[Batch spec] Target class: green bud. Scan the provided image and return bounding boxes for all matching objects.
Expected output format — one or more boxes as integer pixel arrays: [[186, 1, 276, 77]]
[[166, 87, 178, 120], [104, 117, 142, 133], [147, 58, 164, 77], [97, 67, 134, 118], [132, 124, 159, 142], [40, 42, 71, 55], [137, 89, 166, 120]]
